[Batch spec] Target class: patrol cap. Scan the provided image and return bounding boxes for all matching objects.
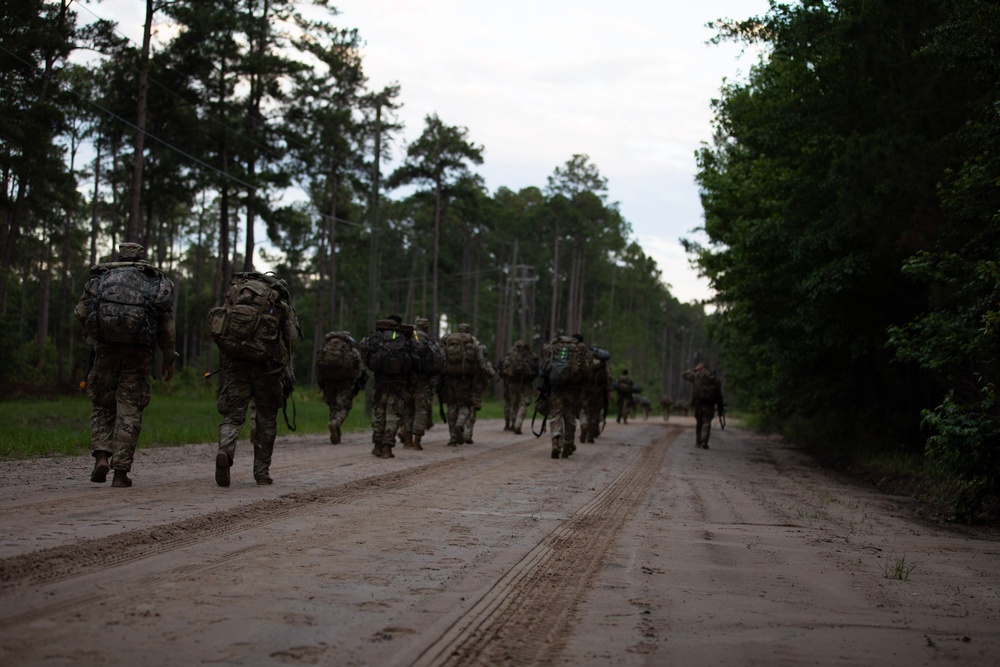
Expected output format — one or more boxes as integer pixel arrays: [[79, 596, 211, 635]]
[[118, 242, 146, 261]]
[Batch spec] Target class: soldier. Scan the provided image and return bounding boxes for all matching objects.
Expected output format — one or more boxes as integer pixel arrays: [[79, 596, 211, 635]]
[[210, 271, 300, 486], [660, 394, 673, 421], [400, 317, 444, 451], [359, 314, 419, 459], [682, 362, 726, 449], [74, 242, 177, 488], [316, 331, 366, 444], [501, 339, 539, 435], [638, 395, 651, 420], [579, 344, 611, 443], [614, 369, 634, 423], [540, 333, 588, 459], [439, 323, 494, 446]]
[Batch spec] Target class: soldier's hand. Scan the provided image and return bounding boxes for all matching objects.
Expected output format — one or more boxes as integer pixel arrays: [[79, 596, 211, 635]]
[[161, 362, 175, 382]]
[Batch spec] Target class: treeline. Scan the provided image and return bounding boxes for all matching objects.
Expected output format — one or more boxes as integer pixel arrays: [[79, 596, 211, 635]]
[[0, 1, 714, 403], [692, 0, 1000, 514]]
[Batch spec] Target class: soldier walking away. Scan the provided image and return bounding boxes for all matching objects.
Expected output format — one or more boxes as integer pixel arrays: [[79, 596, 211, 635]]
[[359, 315, 419, 459], [638, 395, 651, 420], [660, 394, 673, 421], [75, 242, 177, 488], [578, 344, 611, 443], [439, 323, 494, 446], [316, 331, 366, 444], [682, 362, 726, 449], [400, 317, 444, 450], [501, 339, 539, 435], [465, 338, 498, 444], [613, 369, 634, 423], [208, 271, 301, 486], [540, 333, 589, 459]]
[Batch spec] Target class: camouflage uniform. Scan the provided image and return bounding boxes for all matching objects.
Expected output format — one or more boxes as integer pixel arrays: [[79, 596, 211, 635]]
[[541, 334, 587, 459], [360, 317, 419, 459], [682, 364, 725, 449], [214, 274, 300, 486], [464, 340, 497, 444], [440, 324, 495, 446], [579, 347, 611, 443], [400, 317, 440, 451], [317, 332, 365, 444], [502, 340, 538, 435], [660, 395, 673, 421], [614, 370, 634, 424], [74, 243, 176, 488]]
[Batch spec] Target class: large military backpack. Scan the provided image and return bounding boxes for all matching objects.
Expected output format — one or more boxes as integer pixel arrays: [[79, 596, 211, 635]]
[[615, 375, 634, 395], [440, 332, 479, 376], [208, 272, 288, 363], [362, 321, 414, 376], [502, 345, 537, 381], [543, 337, 587, 387], [316, 331, 361, 382], [81, 262, 170, 346], [692, 369, 722, 403], [414, 330, 445, 376]]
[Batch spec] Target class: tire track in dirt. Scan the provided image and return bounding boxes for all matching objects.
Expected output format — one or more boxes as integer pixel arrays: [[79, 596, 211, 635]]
[[410, 429, 672, 667], [0, 438, 540, 591]]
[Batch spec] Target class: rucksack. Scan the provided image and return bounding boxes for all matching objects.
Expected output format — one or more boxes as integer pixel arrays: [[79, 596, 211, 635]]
[[543, 337, 586, 387], [82, 262, 170, 346], [693, 370, 721, 403], [208, 272, 288, 363], [440, 332, 479, 376], [616, 375, 634, 395], [502, 345, 537, 380], [414, 330, 445, 376], [363, 321, 414, 376], [316, 331, 361, 382]]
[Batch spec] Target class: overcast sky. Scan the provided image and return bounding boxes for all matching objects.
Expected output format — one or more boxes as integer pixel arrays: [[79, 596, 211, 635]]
[[78, 0, 772, 305]]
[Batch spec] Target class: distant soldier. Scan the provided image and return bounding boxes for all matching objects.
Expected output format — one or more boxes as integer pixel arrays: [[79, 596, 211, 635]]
[[439, 323, 494, 446], [578, 344, 611, 443], [465, 340, 497, 444], [400, 317, 444, 451], [638, 395, 651, 420], [209, 271, 300, 486], [539, 333, 589, 459], [501, 339, 539, 435], [359, 315, 420, 459], [682, 363, 726, 449], [660, 394, 673, 421], [74, 242, 177, 488], [613, 369, 634, 424], [316, 331, 366, 444]]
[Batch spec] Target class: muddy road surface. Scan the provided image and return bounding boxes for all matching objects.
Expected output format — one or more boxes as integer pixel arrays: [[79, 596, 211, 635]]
[[1, 416, 998, 666]]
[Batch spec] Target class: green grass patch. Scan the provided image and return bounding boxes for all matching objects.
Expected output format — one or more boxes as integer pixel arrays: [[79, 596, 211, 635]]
[[0, 387, 507, 459]]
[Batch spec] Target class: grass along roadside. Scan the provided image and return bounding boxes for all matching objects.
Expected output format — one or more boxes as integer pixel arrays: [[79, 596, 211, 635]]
[[1, 390, 507, 459]]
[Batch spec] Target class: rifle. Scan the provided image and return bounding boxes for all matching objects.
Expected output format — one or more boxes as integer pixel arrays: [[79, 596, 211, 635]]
[[281, 371, 297, 431], [531, 381, 550, 438]]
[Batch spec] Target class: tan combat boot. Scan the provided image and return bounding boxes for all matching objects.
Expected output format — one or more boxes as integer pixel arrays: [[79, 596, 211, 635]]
[[401, 431, 414, 449], [412, 434, 423, 451], [111, 469, 132, 487], [551, 436, 561, 459], [91, 452, 110, 483]]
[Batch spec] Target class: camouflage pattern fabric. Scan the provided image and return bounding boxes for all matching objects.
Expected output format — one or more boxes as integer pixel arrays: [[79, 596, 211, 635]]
[[320, 378, 356, 442], [506, 376, 533, 433], [405, 375, 435, 437], [372, 381, 410, 448], [85, 345, 154, 472], [217, 356, 284, 481], [548, 386, 580, 450], [694, 402, 717, 448]]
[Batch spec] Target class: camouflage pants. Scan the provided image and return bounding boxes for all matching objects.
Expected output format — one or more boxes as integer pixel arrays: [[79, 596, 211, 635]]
[[320, 380, 356, 433], [693, 401, 716, 447], [217, 357, 284, 481], [402, 376, 434, 437], [86, 345, 154, 473], [372, 381, 409, 448], [507, 379, 533, 432], [578, 390, 605, 442], [441, 375, 476, 444], [616, 394, 631, 423], [548, 388, 580, 447]]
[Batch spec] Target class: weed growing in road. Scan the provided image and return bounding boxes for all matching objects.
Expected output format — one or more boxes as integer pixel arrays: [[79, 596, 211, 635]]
[[879, 554, 916, 581]]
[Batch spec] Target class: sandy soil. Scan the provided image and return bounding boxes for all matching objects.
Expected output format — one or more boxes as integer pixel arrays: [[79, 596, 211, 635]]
[[0, 415, 998, 666]]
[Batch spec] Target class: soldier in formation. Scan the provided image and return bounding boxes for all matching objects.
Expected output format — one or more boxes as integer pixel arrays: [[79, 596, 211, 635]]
[[613, 369, 634, 424], [315, 331, 366, 444], [359, 315, 419, 459], [74, 242, 177, 488], [400, 317, 444, 451], [439, 323, 495, 446], [501, 339, 538, 435], [539, 333, 589, 459], [578, 344, 611, 443], [682, 362, 726, 449]]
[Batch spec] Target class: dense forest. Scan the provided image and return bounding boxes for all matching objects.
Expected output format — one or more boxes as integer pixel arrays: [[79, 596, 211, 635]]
[[691, 0, 1000, 514], [0, 1, 713, 405]]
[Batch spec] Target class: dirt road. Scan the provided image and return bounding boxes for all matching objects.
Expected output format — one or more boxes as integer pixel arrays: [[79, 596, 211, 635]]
[[1, 416, 998, 666]]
